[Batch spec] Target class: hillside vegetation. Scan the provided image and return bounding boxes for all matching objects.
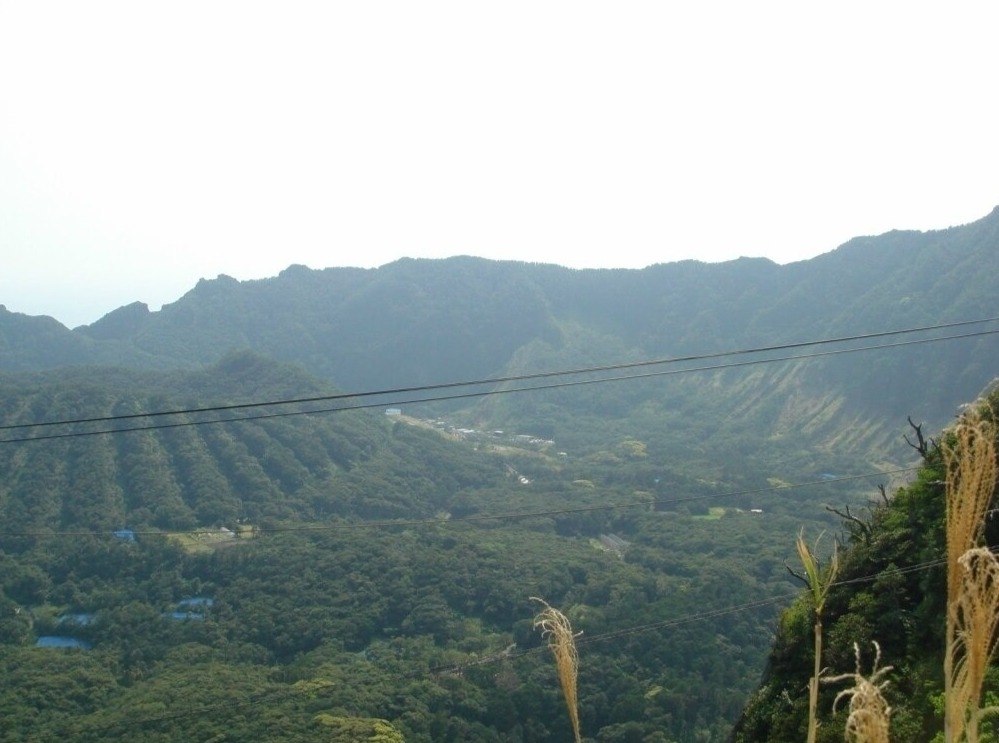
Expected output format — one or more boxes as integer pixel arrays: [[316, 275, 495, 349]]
[[0, 352, 877, 741], [0, 353, 506, 533]]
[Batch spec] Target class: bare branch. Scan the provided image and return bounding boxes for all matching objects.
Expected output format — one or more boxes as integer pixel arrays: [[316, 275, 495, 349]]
[[826, 504, 872, 545], [904, 416, 938, 460], [785, 562, 810, 587]]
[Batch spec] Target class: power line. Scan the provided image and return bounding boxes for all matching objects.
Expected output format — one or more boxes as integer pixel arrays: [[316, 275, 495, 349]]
[[3, 315, 997, 433], [3, 326, 998, 444]]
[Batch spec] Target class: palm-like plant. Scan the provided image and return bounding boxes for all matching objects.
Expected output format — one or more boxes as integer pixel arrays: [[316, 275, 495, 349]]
[[795, 530, 839, 743]]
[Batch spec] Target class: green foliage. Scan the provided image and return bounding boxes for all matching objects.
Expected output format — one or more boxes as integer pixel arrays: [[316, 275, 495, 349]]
[[314, 716, 404, 742], [0, 487, 812, 740]]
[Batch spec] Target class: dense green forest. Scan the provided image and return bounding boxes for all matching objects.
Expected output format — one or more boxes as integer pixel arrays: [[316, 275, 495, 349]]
[[0, 518, 803, 741], [0, 354, 884, 740]]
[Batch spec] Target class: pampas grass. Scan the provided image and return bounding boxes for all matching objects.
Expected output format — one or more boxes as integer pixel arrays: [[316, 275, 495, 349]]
[[826, 641, 893, 743], [953, 547, 999, 742], [944, 406, 998, 743], [531, 597, 582, 743]]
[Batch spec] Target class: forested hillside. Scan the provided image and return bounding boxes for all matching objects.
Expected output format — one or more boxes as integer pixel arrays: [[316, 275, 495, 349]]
[[0, 352, 511, 532], [0, 351, 882, 741]]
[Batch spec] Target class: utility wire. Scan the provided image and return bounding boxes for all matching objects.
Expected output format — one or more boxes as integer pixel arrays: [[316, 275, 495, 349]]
[[3, 326, 998, 444], [3, 315, 997, 433]]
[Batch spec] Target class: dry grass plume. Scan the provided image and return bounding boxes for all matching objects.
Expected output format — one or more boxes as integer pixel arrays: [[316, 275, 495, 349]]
[[826, 641, 893, 743], [944, 406, 999, 742], [531, 597, 582, 743]]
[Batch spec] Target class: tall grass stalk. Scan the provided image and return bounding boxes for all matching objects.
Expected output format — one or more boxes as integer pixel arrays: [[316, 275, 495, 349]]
[[531, 597, 582, 743], [944, 407, 998, 743]]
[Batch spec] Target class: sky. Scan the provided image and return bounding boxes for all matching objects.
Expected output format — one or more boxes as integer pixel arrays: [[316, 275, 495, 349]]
[[2, 2, 998, 329]]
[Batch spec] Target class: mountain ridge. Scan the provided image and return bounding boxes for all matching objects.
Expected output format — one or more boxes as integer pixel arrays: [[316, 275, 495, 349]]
[[4, 206, 999, 469]]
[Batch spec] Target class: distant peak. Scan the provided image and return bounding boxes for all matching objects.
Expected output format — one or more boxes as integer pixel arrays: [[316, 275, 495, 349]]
[[193, 274, 240, 292], [279, 264, 314, 278], [80, 301, 151, 340], [120, 301, 150, 313]]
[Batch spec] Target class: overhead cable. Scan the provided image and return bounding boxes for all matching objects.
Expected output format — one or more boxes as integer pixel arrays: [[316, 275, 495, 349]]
[[3, 326, 998, 444], [2, 314, 997, 433]]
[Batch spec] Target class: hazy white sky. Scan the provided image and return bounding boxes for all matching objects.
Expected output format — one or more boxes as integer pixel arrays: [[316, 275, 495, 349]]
[[2, 1, 998, 328]]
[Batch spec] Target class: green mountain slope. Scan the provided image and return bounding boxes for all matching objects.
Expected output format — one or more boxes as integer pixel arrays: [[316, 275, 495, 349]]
[[4, 208, 996, 469], [0, 304, 179, 371], [0, 350, 870, 741], [0, 352, 507, 534]]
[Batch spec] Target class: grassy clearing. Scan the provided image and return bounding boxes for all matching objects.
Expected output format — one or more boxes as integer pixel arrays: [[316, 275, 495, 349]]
[[167, 526, 254, 554], [692, 507, 727, 521]]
